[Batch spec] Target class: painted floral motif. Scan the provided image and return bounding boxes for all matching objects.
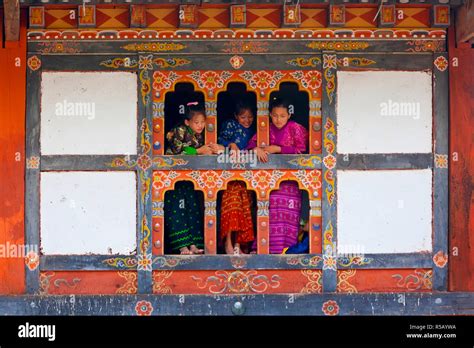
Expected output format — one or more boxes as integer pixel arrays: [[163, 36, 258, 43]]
[[290, 70, 322, 91], [406, 40, 443, 52], [222, 41, 269, 54], [191, 271, 281, 294], [323, 254, 337, 271], [337, 255, 373, 267], [99, 57, 138, 69], [153, 271, 174, 294], [106, 156, 136, 169], [323, 154, 336, 170], [392, 269, 432, 291], [152, 171, 172, 192], [137, 253, 153, 271], [116, 271, 138, 294], [153, 57, 191, 68], [122, 42, 186, 52], [139, 54, 153, 70], [308, 41, 369, 51], [433, 250, 448, 268], [25, 251, 39, 271], [187, 170, 234, 190], [152, 71, 180, 92], [139, 70, 151, 105], [241, 170, 285, 193], [27, 55, 41, 71], [139, 215, 151, 260], [323, 221, 335, 255], [435, 154, 448, 168], [229, 55, 245, 69], [288, 155, 322, 168], [287, 255, 323, 267], [230, 257, 247, 269], [300, 270, 322, 293], [291, 170, 321, 191], [240, 70, 285, 91], [286, 57, 321, 68], [102, 257, 137, 269], [434, 56, 448, 72], [336, 57, 376, 67], [322, 300, 340, 316], [337, 270, 358, 294], [37, 42, 80, 54], [137, 154, 152, 171], [26, 156, 40, 169], [188, 71, 233, 96], [153, 256, 193, 268], [324, 169, 335, 206], [323, 54, 337, 69], [323, 67, 335, 105], [135, 300, 154, 316]]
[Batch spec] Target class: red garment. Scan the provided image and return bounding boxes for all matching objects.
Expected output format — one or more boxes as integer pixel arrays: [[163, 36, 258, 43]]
[[220, 181, 255, 244]]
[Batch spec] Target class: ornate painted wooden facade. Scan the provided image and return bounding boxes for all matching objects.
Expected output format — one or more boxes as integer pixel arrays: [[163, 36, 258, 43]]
[[0, 0, 473, 316]]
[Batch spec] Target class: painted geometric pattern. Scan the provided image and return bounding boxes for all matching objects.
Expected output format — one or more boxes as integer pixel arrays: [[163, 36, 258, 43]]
[[198, 8, 229, 28], [344, 8, 378, 28], [246, 7, 281, 28], [300, 8, 326, 28], [395, 7, 430, 28], [146, 7, 179, 28], [39, 6, 432, 30], [96, 8, 129, 28], [45, 9, 77, 29]]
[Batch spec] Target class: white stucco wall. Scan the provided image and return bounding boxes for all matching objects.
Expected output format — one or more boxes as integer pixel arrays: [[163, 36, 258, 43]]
[[337, 169, 432, 254], [337, 70, 432, 154], [40, 71, 138, 155], [40, 171, 137, 255]]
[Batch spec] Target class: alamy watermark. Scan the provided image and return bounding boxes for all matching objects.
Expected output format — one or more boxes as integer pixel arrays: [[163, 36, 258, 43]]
[[380, 99, 420, 120], [217, 148, 258, 167], [55, 99, 96, 120], [0, 242, 38, 258]]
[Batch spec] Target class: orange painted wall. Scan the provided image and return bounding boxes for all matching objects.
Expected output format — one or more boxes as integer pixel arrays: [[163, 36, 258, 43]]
[[0, 10, 27, 294], [448, 27, 474, 291]]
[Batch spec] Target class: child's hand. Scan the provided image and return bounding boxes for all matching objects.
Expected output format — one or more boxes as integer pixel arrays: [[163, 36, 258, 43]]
[[255, 147, 269, 163], [209, 143, 225, 154], [197, 145, 213, 155], [262, 145, 281, 154], [229, 143, 239, 152]]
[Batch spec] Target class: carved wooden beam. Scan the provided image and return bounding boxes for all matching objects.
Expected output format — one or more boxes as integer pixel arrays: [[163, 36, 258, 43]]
[[3, 0, 20, 42]]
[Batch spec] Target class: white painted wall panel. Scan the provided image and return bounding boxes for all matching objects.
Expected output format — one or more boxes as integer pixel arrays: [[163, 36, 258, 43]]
[[337, 169, 432, 254], [41, 171, 137, 255], [337, 71, 432, 154], [40, 72, 137, 155]]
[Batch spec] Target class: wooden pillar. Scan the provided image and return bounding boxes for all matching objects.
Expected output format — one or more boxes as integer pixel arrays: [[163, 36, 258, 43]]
[[0, 10, 26, 294], [448, 26, 474, 291], [256, 100, 269, 147]]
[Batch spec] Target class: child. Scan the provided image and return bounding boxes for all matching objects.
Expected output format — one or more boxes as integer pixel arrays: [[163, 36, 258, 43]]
[[216, 101, 256, 254], [247, 97, 308, 254], [164, 102, 212, 255]]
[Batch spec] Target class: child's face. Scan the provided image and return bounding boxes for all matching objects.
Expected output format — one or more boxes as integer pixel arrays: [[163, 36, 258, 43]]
[[185, 113, 206, 134], [236, 109, 254, 129], [270, 106, 290, 129]]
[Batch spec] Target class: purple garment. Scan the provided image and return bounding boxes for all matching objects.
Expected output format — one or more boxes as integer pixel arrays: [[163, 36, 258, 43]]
[[246, 120, 308, 154], [248, 120, 309, 253]]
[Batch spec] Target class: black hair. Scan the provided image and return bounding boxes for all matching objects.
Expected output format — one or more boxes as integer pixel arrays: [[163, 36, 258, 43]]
[[234, 99, 254, 117], [184, 102, 206, 121], [269, 96, 291, 114]]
